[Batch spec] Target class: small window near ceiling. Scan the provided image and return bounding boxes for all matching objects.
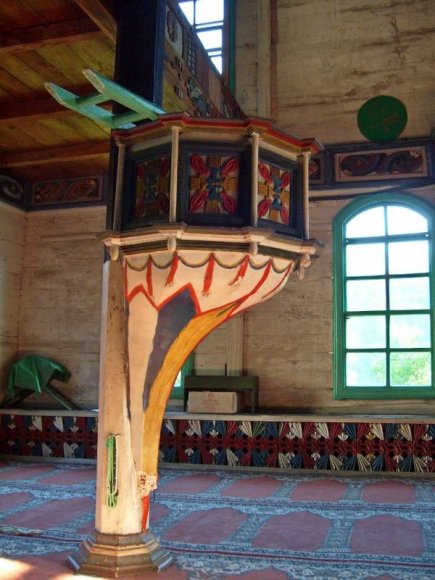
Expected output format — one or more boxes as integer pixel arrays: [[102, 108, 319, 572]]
[[333, 193, 434, 399], [178, 0, 234, 89]]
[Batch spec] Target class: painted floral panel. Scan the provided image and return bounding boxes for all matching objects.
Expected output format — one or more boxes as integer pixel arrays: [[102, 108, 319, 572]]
[[135, 157, 170, 219], [257, 162, 291, 225], [335, 147, 427, 183], [31, 177, 102, 206], [189, 154, 239, 215]]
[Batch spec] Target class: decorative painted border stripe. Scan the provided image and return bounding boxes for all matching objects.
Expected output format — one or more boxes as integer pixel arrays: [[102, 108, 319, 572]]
[[334, 146, 428, 183], [1, 412, 434, 473], [0, 413, 97, 460], [159, 418, 435, 473], [309, 137, 434, 189], [30, 175, 104, 208]]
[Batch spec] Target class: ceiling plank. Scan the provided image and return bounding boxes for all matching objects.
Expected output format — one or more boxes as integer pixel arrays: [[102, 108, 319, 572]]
[[0, 141, 110, 167], [0, 18, 104, 54], [0, 85, 110, 124], [73, 0, 117, 44]]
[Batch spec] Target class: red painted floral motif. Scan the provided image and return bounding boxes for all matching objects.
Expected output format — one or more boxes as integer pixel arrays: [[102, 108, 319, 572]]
[[136, 157, 170, 218], [189, 154, 239, 215], [257, 162, 291, 225]]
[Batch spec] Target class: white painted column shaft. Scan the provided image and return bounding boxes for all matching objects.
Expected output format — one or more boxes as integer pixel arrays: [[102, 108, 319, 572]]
[[251, 132, 260, 227], [169, 126, 180, 223], [302, 152, 310, 239], [95, 259, 142, 535]]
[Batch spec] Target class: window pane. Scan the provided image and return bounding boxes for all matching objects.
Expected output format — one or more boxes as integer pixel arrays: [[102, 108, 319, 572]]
[[347, 315, 386, 348], [196, 0, 224, 24], [211, 55, 223, 72], [390, 277, 430, 310], [346, 207, 385, 238], [390, 352, 431, 386], [347, 279, 386, 311], [347, 352, 386, 386], [390, 314, 431, 348], [174, 370, 182, 388], [179, 1, 194, 23], [388, 241, 429, 274], [387, 206, 428, 235], [346, 243, 385, 276], [197, 29, 222, 50]]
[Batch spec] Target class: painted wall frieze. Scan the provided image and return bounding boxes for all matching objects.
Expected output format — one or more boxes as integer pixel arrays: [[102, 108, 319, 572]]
[[30, 175, 104, 209], [0, 174, 25, 207], [310, 137, 434, 191]]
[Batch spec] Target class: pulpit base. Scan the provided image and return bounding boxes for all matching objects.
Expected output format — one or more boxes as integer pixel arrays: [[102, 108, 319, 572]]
[[69, 530, 174, 577]]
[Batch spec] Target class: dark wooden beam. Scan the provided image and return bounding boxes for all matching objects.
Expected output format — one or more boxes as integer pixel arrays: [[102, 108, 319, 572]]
[[0, 18, 105, 54], [113, 0, 165, 106], [0, 86, 96, 124], [73, 0, 117, 44], [0, 141, 110, 167]]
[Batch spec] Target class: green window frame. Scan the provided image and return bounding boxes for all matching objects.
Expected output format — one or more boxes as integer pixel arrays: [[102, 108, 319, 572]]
[[333, 192, 434, 399], [171, 354, 194, 399]]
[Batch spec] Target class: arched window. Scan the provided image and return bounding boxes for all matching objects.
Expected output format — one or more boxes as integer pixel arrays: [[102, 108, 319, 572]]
[[333, 193, 434, 399]]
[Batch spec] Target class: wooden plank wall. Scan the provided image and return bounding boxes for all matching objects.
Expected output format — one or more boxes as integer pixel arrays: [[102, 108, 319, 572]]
[[271, 0, 434, 144], [0, 203, 25, 393], [16, 206, 105, 408]]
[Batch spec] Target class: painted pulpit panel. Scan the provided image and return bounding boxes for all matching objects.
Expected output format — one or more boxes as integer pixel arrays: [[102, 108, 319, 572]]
[[257, 153, 303, 237], [135, 156, 171, 220], [178, 144, 247, 227], [188, 153, 239, 215], [258, 161, 291, 225]]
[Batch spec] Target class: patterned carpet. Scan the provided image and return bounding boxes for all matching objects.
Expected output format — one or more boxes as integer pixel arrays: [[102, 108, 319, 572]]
[[0, 460, 434, 579]]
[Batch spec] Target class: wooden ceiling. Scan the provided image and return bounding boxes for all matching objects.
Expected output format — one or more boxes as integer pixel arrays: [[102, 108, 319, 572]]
[[0, 0, 116, 184]]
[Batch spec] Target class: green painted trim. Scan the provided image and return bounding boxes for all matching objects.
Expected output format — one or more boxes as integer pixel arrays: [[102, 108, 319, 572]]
[[335, 387, 435, 400], [333, 192, 435, 400]]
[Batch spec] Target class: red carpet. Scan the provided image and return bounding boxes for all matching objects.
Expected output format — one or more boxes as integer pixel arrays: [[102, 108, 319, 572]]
[[0, 460, 434, 579], [291, 478, 347, 502]]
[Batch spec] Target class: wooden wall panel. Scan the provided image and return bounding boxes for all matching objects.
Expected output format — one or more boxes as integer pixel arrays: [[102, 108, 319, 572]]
[[0, 203, 25, 395], [194, 325, 228, 376], [272, 0, 435, 143], [235, 0, 258, 115], [17, 206, 106, 409], [235, 0, 435, 142]]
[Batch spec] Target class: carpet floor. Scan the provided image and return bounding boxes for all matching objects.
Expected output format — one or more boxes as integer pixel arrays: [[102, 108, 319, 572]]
[[0, 460, 434, 579]]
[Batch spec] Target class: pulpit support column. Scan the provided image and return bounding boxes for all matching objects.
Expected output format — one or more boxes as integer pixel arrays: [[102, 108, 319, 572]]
[[69, 257, 173, 577]]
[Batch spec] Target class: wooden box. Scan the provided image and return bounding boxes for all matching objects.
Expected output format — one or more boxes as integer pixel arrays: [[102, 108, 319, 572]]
[[187, 391, 242, 414]]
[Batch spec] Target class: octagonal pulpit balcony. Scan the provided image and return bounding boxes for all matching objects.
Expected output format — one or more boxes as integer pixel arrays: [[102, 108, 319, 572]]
[[103, 114, 322, 266]]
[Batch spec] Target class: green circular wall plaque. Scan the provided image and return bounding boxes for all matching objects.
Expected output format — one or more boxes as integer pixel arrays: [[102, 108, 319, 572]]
[[357, 95, 407, 143]]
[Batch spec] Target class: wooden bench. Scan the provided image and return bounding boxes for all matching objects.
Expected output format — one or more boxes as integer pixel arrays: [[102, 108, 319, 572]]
[[184, 376, 259, 413]]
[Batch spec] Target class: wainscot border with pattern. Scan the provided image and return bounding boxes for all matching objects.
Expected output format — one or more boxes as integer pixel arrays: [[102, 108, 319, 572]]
[[1, 410, 434, 474]]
